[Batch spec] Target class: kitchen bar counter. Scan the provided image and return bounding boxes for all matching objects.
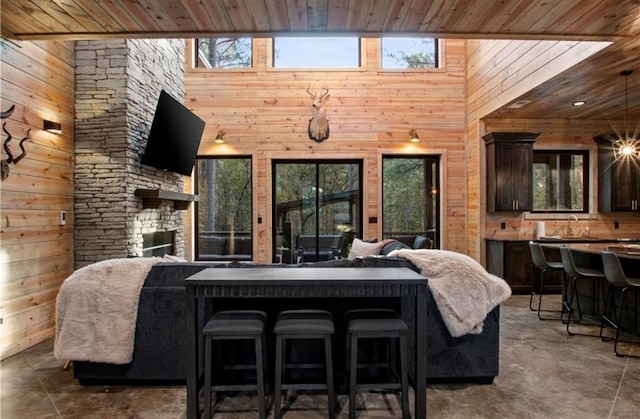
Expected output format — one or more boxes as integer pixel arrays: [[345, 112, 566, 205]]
[[535, 237, 640, 244], [540, 242, 640, 260], [539, 242, 640, 333], [485, 238, 639, 294]]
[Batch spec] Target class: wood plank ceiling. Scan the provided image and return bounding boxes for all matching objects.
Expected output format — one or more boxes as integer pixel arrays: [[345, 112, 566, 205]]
[[1, 0, 639, 121]]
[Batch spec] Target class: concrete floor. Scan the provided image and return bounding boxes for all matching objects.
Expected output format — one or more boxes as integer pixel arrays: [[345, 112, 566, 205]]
[[2, 295, 639, 418]]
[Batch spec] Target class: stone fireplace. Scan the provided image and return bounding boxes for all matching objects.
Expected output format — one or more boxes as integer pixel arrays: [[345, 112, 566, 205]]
[[74, 39, 187, 268]]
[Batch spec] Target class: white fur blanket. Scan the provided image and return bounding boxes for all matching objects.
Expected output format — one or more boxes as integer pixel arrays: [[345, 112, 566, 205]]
[[389, 249, 511, 337], [54, 257, 160, 364]]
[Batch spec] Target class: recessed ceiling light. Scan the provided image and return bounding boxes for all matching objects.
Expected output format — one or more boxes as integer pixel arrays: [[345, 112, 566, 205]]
[[573, 101, 587, 106], [507, 100, 531, 109]]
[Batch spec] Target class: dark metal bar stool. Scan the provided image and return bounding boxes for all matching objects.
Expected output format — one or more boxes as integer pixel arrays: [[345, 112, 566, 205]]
[[273, 309, 336, 419], [559, 245, 606, 337], [599, 251, 640, 358], [345, 309, 409, 419], [529, 241, 565, 320], [202, 310, 267, 419]]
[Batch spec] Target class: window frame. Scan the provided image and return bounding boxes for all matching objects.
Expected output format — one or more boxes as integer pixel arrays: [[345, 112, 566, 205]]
[[381, 154, 441, 248], [268, 37, 365, 71], [194, 155, 254, 261], [531, 149, 589, 214], [192, 37, 255, 71], [380, 37, 440, 70]]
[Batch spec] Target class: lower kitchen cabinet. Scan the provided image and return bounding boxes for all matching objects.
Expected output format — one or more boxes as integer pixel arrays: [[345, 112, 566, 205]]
[[485, 239, 562, 294]]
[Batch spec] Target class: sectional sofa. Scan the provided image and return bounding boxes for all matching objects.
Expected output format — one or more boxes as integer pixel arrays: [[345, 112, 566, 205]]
[[72, 244, 501, 385]]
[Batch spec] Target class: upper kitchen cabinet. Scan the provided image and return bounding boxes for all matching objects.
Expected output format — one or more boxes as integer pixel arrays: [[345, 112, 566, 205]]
[[484, 132, 539, 212], [594, 134, 640, 212]]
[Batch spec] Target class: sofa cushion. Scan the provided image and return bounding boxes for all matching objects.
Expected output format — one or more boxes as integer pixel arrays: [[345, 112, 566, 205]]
[[380, 239, 411, 255], [351, 255, 419, 272]]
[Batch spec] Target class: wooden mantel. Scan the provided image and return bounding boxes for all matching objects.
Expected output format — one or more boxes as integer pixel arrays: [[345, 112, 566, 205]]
[[134, 188, 199, 210]]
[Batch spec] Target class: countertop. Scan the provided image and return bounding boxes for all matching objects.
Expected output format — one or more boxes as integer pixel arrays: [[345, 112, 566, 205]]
[[539, 242, 640, 260], [486, 237, 640, 243]]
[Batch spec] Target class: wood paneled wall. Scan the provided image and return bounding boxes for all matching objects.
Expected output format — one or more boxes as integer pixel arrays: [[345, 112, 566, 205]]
[[465, 39, 615, 261], [1, 40, 75, 359], [186, 38, 468, 263]]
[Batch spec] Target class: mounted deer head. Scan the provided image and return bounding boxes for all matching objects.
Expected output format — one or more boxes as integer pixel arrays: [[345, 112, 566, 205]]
[[1, 105, 30, 181], [306, 83, 331, 142]]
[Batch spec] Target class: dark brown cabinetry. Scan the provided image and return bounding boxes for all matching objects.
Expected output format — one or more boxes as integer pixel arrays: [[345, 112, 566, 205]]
[[594, 134, 640, 212], [483, 132, 539, 212], [486, 239, 562, 294]]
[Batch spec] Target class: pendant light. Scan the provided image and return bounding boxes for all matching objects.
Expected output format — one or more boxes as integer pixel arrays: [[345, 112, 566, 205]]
[[612, 70, 640, 160]]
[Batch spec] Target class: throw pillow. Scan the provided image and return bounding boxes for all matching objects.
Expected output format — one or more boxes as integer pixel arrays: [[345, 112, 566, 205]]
[[348, 238, 387, 259], [413, 235, 433, 249], [380, 239, 411, 255]]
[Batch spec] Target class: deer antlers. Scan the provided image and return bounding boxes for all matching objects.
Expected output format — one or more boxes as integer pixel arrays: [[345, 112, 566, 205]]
[[306, 83, 331, 142], [1, 105, 30, 181], [306, 82, 330, 104]]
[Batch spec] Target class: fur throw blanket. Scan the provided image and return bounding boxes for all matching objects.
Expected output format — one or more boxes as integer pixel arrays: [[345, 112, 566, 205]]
[[54, 257, 160, 364], [388, 249, 511, 337]]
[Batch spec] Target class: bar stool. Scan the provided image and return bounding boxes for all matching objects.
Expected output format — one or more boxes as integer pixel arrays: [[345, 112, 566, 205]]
[[529, 241, 565, 320], [559, 245, 606, 336], [599, 251, 640, 358], [273, 309, 336, 419], [202, 310, 267, 419], [345, 309, 409, 419]]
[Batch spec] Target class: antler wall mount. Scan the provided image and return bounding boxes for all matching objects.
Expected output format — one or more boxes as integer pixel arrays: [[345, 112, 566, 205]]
[[1, 105, 31, 181], [306, 83, 331, 142]]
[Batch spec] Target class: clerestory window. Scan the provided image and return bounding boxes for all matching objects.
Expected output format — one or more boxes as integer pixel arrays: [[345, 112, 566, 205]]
[[195, 37, 252, 68], [272, 37, 361, 68], [381, 37, 439, 69]]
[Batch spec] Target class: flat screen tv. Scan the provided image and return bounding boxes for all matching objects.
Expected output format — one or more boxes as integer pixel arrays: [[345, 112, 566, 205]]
[[141, 90, 205, 176]]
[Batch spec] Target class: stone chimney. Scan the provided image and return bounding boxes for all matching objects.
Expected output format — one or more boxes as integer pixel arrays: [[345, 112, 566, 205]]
[[74, 39, 187, 268]]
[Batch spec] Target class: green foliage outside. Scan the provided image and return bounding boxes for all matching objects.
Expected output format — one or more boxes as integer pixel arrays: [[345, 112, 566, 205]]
[[197, 38, 251, 68], [383, 158, 426, 232], [197, 158, 252, 233]]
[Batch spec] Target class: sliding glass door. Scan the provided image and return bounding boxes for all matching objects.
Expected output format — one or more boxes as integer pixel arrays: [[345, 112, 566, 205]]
[[273, 160, 362, 263]]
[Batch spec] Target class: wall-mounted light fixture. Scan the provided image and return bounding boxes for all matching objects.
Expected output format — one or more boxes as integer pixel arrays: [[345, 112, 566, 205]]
[[409, 129, 420, 143], [43, 120, 62, 134], [214, 129, 226, 144]]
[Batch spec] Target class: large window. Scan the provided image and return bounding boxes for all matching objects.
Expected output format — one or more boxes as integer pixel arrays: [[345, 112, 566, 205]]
[[382, 156, 440, 247], [195, 157, 253, 261], [533, 150, 588, 212], [195, 37, 252, 68], [272, 37, 361, 68], [381, 37, 438, 69]]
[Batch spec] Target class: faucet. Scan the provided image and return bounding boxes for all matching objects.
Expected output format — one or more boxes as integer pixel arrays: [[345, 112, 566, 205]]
[[567, 215, 578, 238]]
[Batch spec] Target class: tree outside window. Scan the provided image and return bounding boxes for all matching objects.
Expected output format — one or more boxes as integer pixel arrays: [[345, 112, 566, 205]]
[[195, 157, 253, 260], [381, 37, 438, 69], [196, 38, 252, 68], [532, 150, 588, 212]]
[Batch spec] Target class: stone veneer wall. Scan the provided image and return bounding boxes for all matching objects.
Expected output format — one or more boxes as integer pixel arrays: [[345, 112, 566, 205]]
[[74, 39, 186, 268]]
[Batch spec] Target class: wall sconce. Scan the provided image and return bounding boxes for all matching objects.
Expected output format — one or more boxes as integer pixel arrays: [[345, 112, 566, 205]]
[[214, 129, 226, 144], [409, 129, 420, 143], [43, 120, 62, 134]]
